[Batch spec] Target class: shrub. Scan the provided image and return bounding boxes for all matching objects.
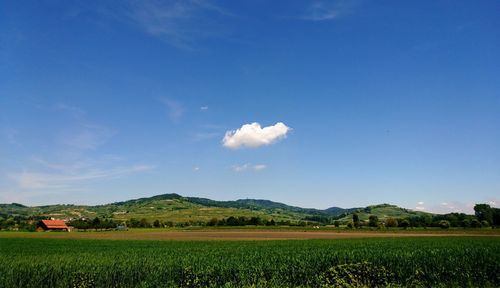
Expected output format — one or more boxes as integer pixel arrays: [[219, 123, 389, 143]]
[[319, 262, 394, 287], [439, 220, 450, 229], [385, 218, 398, 228], [368, 215, 378, 227], [471, 219, 482, 228], [399, 219, 410, 229]]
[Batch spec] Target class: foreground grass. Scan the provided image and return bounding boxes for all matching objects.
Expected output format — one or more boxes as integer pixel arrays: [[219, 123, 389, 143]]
[[1, 237, 499, 287]]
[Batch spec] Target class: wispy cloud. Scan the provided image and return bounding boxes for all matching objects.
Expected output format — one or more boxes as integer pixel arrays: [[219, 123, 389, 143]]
[[3, 128, 19, 145], [0, 103, 154, 203], [301, 0, 355, 21], [55, 103, 86, 119], [61, 124, 116, 150], [53, 103, 116, 151], [119, 0, 235, 49], [192, 131, 220, 141], [191, 123, 225, 141], [161, 98, 184, 123], [9, 165, 153, 190], [232, 163, 267, 172]]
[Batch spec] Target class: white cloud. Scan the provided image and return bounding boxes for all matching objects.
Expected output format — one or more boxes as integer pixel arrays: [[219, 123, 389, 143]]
[[253, 164, 267, 171], [414, 201, 425, 211], [193, 166, 200, 171], [232, 164, 267, 172], [200, 106, 208, 110], [222, 122, 291, 149], [427, 201, 476, 214]]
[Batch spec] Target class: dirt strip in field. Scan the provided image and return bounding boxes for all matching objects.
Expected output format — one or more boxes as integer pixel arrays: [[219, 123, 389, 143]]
[[1, 230, 499, 241]]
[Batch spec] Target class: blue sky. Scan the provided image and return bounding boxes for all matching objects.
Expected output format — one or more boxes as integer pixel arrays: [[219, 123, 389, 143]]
[[1, 0, 499, 213]]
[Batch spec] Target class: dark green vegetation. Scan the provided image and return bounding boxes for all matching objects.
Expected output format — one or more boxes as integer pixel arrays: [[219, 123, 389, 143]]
[[0, 237, 498, 287], [1, 194, 499, 230]]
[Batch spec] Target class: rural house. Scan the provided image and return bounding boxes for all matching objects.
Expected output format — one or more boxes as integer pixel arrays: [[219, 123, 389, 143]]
[[37, 220, 69, 232]]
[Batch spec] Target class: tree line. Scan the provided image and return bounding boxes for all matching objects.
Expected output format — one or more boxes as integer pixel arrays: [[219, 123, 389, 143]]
[[345, 204, 500, 229]]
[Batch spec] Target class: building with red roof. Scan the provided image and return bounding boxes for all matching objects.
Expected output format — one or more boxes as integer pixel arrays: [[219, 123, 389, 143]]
[[37, 220, 69, 232]]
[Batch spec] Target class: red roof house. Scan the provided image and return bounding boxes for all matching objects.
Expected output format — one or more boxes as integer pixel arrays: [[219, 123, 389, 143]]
[[37, 220, 69, 231]]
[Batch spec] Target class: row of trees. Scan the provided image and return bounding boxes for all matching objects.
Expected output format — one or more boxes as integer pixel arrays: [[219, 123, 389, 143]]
[[347, 214, 490, 229], [126, 216, 311, 228], [0, 214, 45, 231], [344, 204, 499, 229], [68, 218, 119, 230]]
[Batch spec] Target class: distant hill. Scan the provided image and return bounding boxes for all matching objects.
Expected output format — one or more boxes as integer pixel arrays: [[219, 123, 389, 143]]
[[336, 204, 430, 223], [0, 193, 432, 224]]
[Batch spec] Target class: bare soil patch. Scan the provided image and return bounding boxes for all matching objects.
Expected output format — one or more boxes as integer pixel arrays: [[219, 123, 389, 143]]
[[1, 230, 498, 241]]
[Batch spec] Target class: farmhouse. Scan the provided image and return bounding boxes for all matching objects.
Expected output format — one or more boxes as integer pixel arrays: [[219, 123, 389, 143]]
[[37, 219, 69, 232]]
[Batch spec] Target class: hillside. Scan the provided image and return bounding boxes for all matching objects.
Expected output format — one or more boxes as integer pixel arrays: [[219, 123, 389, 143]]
[[0, 194, 430, 224], [336, 204, 431, 223]]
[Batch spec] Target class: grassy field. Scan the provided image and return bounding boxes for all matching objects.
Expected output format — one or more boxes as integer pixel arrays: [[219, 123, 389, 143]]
[[0, 236, 498, 287]]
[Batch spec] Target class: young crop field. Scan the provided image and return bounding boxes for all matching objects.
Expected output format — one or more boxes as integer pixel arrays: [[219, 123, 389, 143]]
[[0, 237, 498, 287]]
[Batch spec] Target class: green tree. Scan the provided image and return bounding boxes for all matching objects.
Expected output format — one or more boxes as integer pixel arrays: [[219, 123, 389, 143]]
[[470, 219, 482, 228], [249, 217, 263, 226], [207, 218, 218, 226], [385, 218, 398, 228], [226, 216, 239, 226], [474, 204, 493, 224], [439, 220, 450, 229], [353, 214, 360, 229], [461, 219, 471, 228], [399, 219, 410, 229], [266, 219, 276, 226], [140, 218, 149, 228], [368, 215, 378, 227], [153, 219, 161, 228], [481, 220, 490, 228]]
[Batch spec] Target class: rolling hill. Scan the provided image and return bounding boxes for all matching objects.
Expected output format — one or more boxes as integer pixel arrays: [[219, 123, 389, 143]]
[[0, 193, 431, 224]]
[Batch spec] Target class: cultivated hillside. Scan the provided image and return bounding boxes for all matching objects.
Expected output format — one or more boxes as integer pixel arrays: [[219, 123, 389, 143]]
[[0, 194, 430, 224]]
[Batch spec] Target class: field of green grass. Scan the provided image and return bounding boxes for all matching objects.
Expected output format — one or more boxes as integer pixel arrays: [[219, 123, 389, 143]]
[[0, 236, 498, 287]]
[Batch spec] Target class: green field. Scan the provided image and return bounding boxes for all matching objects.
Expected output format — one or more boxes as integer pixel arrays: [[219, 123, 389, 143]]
[[0, 237, 499, 287]]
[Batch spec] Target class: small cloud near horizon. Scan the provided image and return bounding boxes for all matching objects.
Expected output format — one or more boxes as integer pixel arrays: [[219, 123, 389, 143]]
[[232, 163, 267, 172]]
